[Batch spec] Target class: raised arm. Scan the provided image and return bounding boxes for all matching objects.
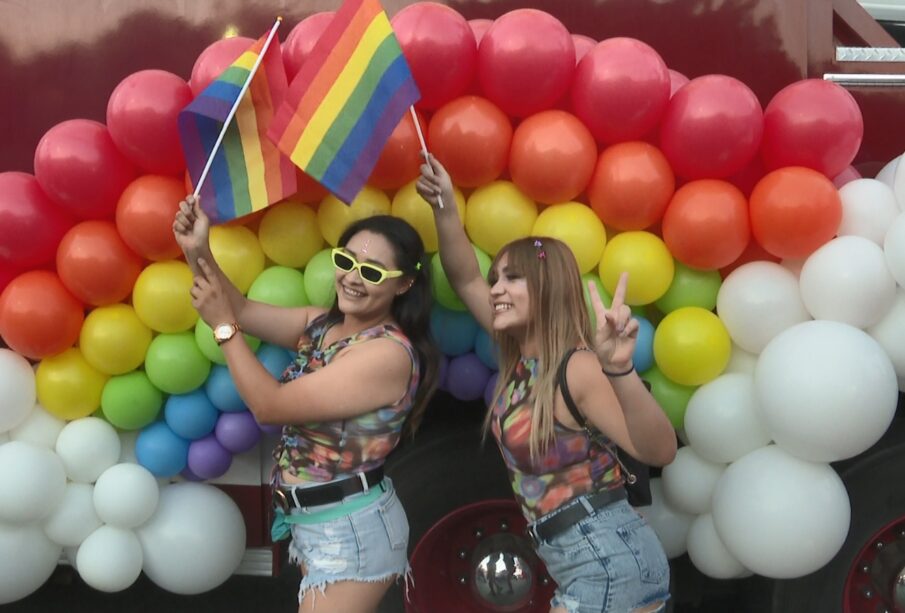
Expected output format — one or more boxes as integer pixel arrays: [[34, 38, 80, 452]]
[[415, 155, 493, 332]]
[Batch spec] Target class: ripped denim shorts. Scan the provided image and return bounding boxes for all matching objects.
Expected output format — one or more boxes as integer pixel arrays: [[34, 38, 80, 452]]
[[285, 477, 410, 602]]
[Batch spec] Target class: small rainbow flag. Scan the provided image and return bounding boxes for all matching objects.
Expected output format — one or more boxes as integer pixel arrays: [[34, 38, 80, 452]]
[[179, 31, 297, 223], [267, 0, 420, 204]]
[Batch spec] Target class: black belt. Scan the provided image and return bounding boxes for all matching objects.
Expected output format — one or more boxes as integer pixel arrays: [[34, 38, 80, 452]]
[[273, 466, 384, 511], [528, 487, 627, 545]]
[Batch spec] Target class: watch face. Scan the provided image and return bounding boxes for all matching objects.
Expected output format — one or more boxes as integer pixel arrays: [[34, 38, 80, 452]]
[[214, 323, 236, 341]]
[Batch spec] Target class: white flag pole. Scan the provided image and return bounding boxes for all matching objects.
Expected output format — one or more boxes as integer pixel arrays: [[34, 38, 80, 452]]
[[192, 17, 283, 197], [409, 105, 444, 209]]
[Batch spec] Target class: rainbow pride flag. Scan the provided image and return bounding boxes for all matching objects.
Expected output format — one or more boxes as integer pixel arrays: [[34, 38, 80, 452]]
[[179, 33, 297, 223], [267, 0, 420, 204]]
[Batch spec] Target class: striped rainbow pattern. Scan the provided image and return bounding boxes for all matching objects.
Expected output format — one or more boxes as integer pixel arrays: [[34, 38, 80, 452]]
[[179, 33, 297, 223], [267, 0, 420, 204]]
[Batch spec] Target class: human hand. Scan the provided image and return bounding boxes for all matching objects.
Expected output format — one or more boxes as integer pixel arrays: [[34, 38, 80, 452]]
[[172, 195, 211, 256], [589, 272, 639, 372], [415, 153, 454, 210], [190, 257, 234, 326]]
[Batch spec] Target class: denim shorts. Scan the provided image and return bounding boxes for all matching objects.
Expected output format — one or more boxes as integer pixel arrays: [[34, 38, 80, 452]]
[[530, 497, 670, 613], [286, 477, 410, 602]]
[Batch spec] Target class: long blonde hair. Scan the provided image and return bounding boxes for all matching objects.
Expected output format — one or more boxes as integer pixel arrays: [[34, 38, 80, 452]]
[[484, 237, 595, 460]]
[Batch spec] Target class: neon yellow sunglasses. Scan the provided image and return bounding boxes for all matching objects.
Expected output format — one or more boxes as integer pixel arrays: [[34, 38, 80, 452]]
[[331, 248, 404, 285]]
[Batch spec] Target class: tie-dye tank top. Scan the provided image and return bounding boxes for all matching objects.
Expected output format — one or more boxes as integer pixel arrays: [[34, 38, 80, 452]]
[[273, 315, 420, 482], [491, 355, 623, 522]]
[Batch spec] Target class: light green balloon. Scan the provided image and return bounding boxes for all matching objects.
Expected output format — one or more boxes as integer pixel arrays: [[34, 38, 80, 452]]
[[144, 332, 212, 395], [101, 371, 163, 430], [248, 266, 309, 307], [655, 263, 722, 314], [582, 272, 645, 325], [431, 244, 492, 311], [304, 248, 338, 308], [195, 319, 261, 365], [640, 365, 698, 430]]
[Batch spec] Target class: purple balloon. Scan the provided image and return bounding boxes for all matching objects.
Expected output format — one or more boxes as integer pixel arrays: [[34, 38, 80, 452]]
[[446, 352, 491, 401], [484, 372, 499, 408], [259, 423, 283, 435], [215, 411, 262, 454], [180, 466, 205, 482], [187, 435, 233, 480]]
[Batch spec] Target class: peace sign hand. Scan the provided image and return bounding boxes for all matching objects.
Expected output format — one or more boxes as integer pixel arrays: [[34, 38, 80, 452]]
[[588, 272, 639, 371]]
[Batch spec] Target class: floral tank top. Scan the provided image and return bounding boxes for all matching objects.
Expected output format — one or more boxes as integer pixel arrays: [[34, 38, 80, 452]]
[[491, 356, 623, 522], [273, 315, 420, 482]]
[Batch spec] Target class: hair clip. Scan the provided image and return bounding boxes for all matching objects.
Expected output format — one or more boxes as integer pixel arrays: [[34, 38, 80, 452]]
[[415, 261, 422, 271], [533, 239, 546, 260]]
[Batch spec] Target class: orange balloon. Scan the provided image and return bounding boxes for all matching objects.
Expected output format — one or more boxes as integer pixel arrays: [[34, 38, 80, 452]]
[[429, 96, 513, 188], [294, 169, 328, 205], [0, 270, 84, 359], [749, 167, 842, 259], [56, 220, 143, 306], [116, 175, 185, 260], [509, 110, 597, 204], [662, 180, 750, 270], [719, 237, 781, 278], [369, 109, 428, 190], [588, 142, 675, 231]]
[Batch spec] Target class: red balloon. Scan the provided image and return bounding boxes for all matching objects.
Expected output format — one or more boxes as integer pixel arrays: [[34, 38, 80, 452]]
[[510, 111, 597, 204], [0, 270, 84, 359], [571, 38, 669, 145], [284, 12, 334, 82], [0, 265, 20, 297], [478, 9, 575, 118], [429, 96, 513, 188], [393, 4, 476, 111], [34, 120, 137, 220], [190, 37, 255, 96], [749, 167, 842, 259], [468, 19, 493, 45], [369, 110, 428, 190], [115, 175, 185, 261], [56, 221, 143, 306], [720, 238, 780, 279], [572, 34, 596, 64], [761, 79, 863, 178], [662, 180, 750, 270], [659, 75, 763, 180], [107, 70, 192, 176], [588, 142, 675, 231], [726, 155, 766, 198], [0, 172, 74, 270], [668, 69, 689, 97]]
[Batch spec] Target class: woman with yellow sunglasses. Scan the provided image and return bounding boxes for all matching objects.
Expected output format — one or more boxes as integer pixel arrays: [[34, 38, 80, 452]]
[[173, 197, 438, 613]]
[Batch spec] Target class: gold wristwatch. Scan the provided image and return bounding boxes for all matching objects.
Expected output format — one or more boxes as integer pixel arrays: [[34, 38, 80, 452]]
[[213, 322, 240, 345]]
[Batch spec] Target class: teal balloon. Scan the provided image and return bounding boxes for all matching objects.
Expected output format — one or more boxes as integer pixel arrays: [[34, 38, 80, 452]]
[[304, 248, 337, 308], [431, 244, 492, 311], [475, 328, 499, 369], [195, 319, 260, 365], [145, 332, 212, 395], [640, 365, 697, 430], [655, 263, 722, 313], [431, 304, 479, 356], [101, 371, 164, 430], [248, 266, 309, 307]]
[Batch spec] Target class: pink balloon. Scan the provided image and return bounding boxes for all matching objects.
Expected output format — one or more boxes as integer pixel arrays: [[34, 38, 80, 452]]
[[761, 79, 864, 178], [478, 9, 575, 118], [468, 19, 493, 45], [659, 75, 763, 180], [107, 70, 192, 175], [668, 69, 690, 97], [833, 165, 862, 189], [571, 38, 669, 144], [393, 3, 477, 110], [189, 36, 255, 96], [0, 172, 74, 270], [572, 34, 596, 64], [34, 119, 137, 220], [284, 12, 334, 82]]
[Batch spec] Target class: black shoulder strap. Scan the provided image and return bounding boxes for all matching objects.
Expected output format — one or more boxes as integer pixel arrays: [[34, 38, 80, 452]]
[[556, 348, 586, 428]]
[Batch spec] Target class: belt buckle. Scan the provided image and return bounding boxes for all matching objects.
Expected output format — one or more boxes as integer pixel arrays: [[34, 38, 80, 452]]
[[272, 488, 290, 513]]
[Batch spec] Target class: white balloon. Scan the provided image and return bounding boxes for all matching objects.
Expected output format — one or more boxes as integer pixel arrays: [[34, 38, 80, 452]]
[[138, 483, 245, 594], [685, 374, 771, 463], [869, 289, 905, 383], [885, 212, 905, 287], [0, 441, 66, 523], [76, 526, 143, 592], [55, 417, 121, 483], [717, 262, 810, 353], [63, 546, 79, 571], [0, 521, 62, 604], [10, 404, 65, 449], [724, 343, 758, 372], [636, 478, 694, 559], [94, 463, 159, 529], [687, 514, 748, 579], [0, 432, 8, 446], [712, 445, 850, 578], [799, 236, 896, 329], [894, 151, 905, 211], [661, 447, 726, 515], [837, 179, 901, 245], [118, 429, 139, 464], [43, 482, 102, 547], [0, 349, 36, 433], [780, 258, 804, 278], [755, 320, 898, 462], [875, 154, 900, 193]]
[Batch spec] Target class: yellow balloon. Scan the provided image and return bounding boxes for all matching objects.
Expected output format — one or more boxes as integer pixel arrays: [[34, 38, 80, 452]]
[[465, 181, 537, 256], [80, 304, 152, 375], [598, 231, 674, 305], [209, 225, 265, 294], [653, 307, 731, 386], [317, 186, 392, 247], [132, 260, 198, 333], [36, 348, 109, 420], [391, 180, 466, 252], [532, 202, 606, 273], [258, 200, 324, 268]]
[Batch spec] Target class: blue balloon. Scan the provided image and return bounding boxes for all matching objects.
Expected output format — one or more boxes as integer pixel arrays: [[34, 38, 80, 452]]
[[632, 315, 655, 374], [136, 421, 190, 477], [446, 352, 491, 402], [474, 328, 499, 370], [431, 305, 479, 357], [257, 343, 295, 380], [205, 364, 247, 412], [164, 390, 220, 440]]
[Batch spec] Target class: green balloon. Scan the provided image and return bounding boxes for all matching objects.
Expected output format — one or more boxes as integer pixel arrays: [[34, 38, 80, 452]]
[[194, 319, 261, 365], [101, 371, 164, 430], [582, 272, 645, 325], [640, 365, 698, 430], [304, 248, 337, 308], [248, 266, 309, 308], [655, 263, 722, 314], [145, 332, 212, 395], [431, 244, 492, 311]]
